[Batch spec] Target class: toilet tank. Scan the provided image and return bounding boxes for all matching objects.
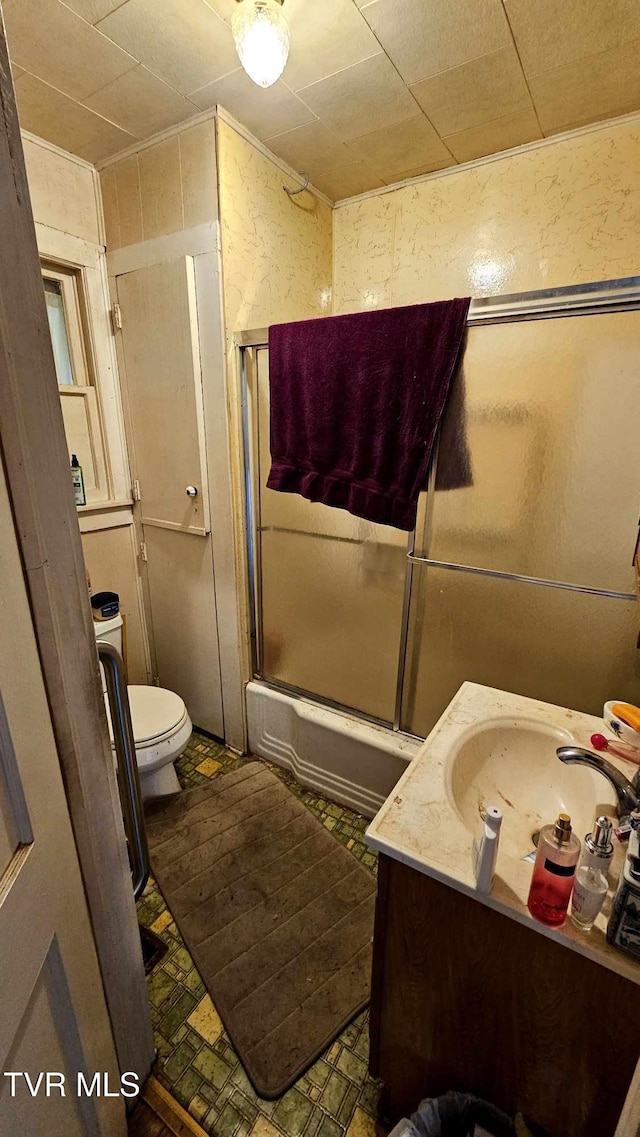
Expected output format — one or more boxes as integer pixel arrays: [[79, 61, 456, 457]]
[[94, 612, 123, 694]]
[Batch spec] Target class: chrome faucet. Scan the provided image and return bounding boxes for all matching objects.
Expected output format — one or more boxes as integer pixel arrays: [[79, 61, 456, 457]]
[[557, 745, 640, 826]]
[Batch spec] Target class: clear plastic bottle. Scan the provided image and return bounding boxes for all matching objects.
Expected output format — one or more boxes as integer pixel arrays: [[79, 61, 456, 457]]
[[571, 865, 608, 931], [527, 813, 581, 927], [570, 815, 613, 932]]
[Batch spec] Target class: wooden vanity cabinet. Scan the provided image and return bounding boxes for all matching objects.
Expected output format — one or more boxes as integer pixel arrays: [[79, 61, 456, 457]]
[[369, 853, 640, 1137]]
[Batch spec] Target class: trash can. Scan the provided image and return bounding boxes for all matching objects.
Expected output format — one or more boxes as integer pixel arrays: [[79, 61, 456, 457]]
[[387, 1092, 538, 1137]]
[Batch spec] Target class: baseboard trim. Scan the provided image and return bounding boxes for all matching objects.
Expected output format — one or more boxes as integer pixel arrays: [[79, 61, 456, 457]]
[[142, 1076, 208, 1137]]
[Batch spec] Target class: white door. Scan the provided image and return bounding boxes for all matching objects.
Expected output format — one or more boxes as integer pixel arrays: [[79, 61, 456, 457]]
[[0, 459, 127, 1137], [115, 257, 223, 736], [116, 258, 210, 537]]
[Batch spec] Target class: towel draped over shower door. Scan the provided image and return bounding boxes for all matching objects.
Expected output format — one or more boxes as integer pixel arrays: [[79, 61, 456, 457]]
[[267, 298, 471, 531]]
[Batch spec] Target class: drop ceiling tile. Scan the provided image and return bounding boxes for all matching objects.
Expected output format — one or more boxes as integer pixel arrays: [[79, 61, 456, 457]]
[[76, 127, 138, 162], [85, 65, 197, 137], [444, 108, 542, 163], [3, 0, 137, 101], [13, 72, 135, 157], [63, 0, 126, 22], [280, 0, 380, 91], [264, 120, 351, 172], [360, 0, 511, 85], [96, 0, 239, 95], [504, 0, 640, 78], [200, 0, 235, 19], [190, 69, 315, 138], [530, 38, 640, 134], [297, 54, 418, 142], [310, 160, 384, 201], [388, 158, 453, 182], [411, 46, 532, 138], [346, 114, 451, 182]]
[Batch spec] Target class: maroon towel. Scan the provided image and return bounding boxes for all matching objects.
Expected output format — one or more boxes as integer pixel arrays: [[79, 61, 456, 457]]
[[267, 299, 470, 531]]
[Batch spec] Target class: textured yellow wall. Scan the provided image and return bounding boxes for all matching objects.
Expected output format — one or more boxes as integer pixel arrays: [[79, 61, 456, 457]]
[[333, 118, 640, 313], [217, 119, 333, 335]]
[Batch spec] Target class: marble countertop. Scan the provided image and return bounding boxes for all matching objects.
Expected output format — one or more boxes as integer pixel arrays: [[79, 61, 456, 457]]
[[366, 682, 640, 987]]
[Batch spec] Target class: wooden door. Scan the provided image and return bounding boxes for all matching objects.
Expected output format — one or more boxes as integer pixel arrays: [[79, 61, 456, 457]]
[[116, 258, 210, 536], [115, 258, 223, 735], [0, 459, 126, 1137], [0, 8, 151, 1115]]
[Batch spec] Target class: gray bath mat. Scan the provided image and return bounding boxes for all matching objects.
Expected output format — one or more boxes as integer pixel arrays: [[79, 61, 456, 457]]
[[146, 763, 377, 1098]]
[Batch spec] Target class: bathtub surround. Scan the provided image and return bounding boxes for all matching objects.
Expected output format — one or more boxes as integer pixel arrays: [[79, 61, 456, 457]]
[[267, 298, 470, 530], [147, 763, 377, 1098]]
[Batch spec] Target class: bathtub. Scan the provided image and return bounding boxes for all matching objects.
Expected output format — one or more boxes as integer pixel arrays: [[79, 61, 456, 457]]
[[245, 680, 422, 818]]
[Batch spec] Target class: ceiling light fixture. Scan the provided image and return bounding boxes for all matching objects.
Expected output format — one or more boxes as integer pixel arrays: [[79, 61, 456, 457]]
[[232, 0, 290, 89]]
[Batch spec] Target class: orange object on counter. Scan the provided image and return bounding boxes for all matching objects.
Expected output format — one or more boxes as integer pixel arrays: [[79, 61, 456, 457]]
[[612, 703, 640, 732]]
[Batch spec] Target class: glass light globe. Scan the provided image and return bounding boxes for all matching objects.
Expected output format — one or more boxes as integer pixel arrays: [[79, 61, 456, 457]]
[[232, 0, 290, 89]]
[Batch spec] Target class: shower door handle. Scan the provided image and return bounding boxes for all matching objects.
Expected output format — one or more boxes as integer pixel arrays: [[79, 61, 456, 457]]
[[97, 640, 150, 900]]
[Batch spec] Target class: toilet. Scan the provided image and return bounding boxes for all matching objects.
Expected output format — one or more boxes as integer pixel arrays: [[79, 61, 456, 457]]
[[94, 613, 192, 800]]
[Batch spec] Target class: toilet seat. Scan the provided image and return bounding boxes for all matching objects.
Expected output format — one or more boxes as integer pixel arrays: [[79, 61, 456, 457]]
[[126, 685, 188, 746], [103, 684, 191, 771]]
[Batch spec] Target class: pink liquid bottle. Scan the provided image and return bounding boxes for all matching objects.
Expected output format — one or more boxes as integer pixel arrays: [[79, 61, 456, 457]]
[[527, 813, 581, 927]]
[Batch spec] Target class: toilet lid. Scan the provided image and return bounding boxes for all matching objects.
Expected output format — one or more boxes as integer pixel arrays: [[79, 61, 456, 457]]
[[104, 685, 187, 744]]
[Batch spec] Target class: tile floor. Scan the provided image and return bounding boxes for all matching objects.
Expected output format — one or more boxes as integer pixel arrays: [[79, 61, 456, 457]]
[[136, 731, 383, 1137]]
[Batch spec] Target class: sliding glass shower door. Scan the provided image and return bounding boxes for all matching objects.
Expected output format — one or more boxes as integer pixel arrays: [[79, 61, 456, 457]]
[[401, 308, 640, 736], [240, 280, 640, 739], [247, 346, 407, 723]]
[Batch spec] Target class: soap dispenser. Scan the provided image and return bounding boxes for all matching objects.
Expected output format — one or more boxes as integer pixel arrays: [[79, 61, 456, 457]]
[[527, 813, 581, 927]]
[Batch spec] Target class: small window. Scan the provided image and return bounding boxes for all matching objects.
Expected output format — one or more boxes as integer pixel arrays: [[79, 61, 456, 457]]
[[44, 278, 74, 385], [41, 263, 91, 388], [41, 260, 107, 506]]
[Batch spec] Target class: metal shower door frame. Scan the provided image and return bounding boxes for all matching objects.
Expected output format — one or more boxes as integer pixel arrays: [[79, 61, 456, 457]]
[[236, 275, 640, 737]]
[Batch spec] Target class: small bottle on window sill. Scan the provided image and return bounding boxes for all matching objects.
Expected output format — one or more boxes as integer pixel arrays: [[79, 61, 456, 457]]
[[70, 453, 86, 506]]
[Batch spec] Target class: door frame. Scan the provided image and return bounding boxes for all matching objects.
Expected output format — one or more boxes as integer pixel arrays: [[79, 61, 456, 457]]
[[106, 220, 247, 750], [0, 12, 153, 1084]]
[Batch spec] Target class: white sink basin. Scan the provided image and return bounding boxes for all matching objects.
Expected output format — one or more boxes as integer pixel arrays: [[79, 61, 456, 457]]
[[366, 683, 637, 982], [446, 716, 617, 858]]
